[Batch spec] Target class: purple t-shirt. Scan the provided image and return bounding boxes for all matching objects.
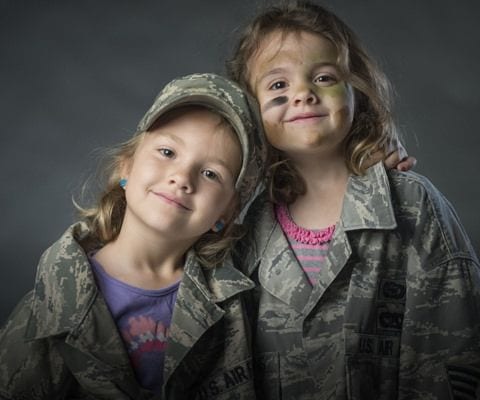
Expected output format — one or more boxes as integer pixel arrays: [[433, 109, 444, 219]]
[[89, 256, 180, 394]]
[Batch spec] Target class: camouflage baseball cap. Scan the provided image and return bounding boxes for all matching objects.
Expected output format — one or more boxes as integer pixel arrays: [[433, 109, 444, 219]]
[[136, 73, 266, 211]]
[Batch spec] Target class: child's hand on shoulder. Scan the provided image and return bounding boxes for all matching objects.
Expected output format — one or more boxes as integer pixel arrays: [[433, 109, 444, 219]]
[[365, 142, 416, 172], [367, 141, 417, 172], [384, 142, 417, 172]]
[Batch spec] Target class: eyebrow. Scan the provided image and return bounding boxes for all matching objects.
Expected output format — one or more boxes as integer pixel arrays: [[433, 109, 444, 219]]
[[255, 67, 286, 89], [204, 153, 229, 167], [157, 131, 184, 144]]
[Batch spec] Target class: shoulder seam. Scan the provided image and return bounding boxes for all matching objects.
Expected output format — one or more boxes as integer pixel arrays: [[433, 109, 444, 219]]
[[388, 171, 458, 259]]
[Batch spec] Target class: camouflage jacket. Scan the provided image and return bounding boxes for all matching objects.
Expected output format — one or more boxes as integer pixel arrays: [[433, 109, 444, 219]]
[[0, 223, 256, 400], [236, 162, 480, 400]]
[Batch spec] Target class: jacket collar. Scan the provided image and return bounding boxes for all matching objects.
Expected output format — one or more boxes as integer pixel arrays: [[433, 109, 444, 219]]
[[163, 251, 254, 383], [243, 194, 277, 277], [25, 222, 99, 340], [249, 161, 397, 263], [184, 250, 255, 303], [341, 162, 397, 231], [23, 223, 143, 394], [244, 163, 397, 302]]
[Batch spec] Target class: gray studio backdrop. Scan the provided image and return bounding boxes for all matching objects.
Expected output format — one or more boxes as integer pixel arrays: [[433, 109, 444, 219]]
[[1, 0, 479, 324]]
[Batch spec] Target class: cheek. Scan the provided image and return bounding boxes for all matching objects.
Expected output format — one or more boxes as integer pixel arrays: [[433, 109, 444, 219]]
[[323, 83, 353, 106], [219, 191, 237, 217], [324, 84, 355, 125], [207, 188, 236, 223], [260, 102, 287, 138], [128, 165, 148, 184], [332, 107, 354, 135], [261, 95, 289, 113], [129, 160, 162, 190], [261, 119, 282, 145]]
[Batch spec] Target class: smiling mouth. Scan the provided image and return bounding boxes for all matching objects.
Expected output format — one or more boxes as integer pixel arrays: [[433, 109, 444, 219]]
[[153, 192, 191, 211], [286, 113, 328, 123]]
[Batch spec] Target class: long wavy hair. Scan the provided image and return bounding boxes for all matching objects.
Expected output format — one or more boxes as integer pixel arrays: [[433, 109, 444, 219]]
[[76, 107, 244, 268], [227, 0, 400, 204]]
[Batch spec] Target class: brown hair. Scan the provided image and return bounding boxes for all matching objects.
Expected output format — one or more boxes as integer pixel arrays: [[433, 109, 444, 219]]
[[227, 0, 400, 204], [77, 106, 245, 268]]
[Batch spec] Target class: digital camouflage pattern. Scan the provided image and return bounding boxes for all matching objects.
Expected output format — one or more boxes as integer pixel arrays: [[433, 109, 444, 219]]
[[0, 73, 265, 399], [0, 223, 257, 399], [136, 73, 266, 213], [236, 162, 480, 400]]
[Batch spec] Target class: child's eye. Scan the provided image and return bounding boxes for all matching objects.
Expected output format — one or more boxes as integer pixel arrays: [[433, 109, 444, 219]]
[[158, 148, 175, 158], [314, 74, 337, 85], [202, 169, 219, 181], [269, 81, 287, 90]]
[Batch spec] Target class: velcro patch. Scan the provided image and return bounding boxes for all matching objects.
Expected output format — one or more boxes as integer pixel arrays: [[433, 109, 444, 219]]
[[195, 359, 253, 399], [446, 364, 480, 400]]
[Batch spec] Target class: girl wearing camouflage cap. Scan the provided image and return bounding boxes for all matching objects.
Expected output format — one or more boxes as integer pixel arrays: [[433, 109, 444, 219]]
[[0, 73, 266, 399]]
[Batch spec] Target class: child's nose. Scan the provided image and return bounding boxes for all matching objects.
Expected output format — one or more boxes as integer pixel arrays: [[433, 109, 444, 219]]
[[169, 168, 194, 193], [293, 81, 319, 105]]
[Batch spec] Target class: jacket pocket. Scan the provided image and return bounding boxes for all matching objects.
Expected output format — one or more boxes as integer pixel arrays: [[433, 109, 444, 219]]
[[346, 355, 398, 400]]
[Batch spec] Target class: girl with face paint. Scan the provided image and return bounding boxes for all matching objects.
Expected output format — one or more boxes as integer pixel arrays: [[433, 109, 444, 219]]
[[227, 2, 480, 399]]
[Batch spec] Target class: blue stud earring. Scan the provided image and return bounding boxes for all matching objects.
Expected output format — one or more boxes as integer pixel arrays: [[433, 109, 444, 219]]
[[119, 178, 127, 189], [213, 220, 225, 233]]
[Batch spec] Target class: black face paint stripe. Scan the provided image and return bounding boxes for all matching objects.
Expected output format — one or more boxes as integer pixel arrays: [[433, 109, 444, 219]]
[[263, 96, 288, 112]]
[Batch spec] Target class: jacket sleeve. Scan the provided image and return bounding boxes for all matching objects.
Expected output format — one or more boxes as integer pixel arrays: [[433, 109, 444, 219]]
[[0, 292, 70, 400], [399, 184, 480, 400], [398, 249, 480, 399]]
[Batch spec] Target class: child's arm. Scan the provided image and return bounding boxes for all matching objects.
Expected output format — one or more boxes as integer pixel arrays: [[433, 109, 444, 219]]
[[393, 176, 480, 398], [399, 256, 480, 398]]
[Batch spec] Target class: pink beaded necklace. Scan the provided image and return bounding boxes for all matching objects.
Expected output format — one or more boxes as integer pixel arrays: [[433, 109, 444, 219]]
[[275, 203, 335, 245]]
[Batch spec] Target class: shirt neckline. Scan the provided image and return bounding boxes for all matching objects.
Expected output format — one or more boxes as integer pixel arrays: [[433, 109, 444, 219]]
[[275, 203, 335, 245]]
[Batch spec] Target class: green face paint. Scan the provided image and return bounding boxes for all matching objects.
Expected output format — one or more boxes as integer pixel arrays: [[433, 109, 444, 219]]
[[317, 82, 350, 97]]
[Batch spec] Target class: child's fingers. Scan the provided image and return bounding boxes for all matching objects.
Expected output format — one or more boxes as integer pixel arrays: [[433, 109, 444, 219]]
[[397, 156, 417, 172], [383, 149, 402, 169]]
